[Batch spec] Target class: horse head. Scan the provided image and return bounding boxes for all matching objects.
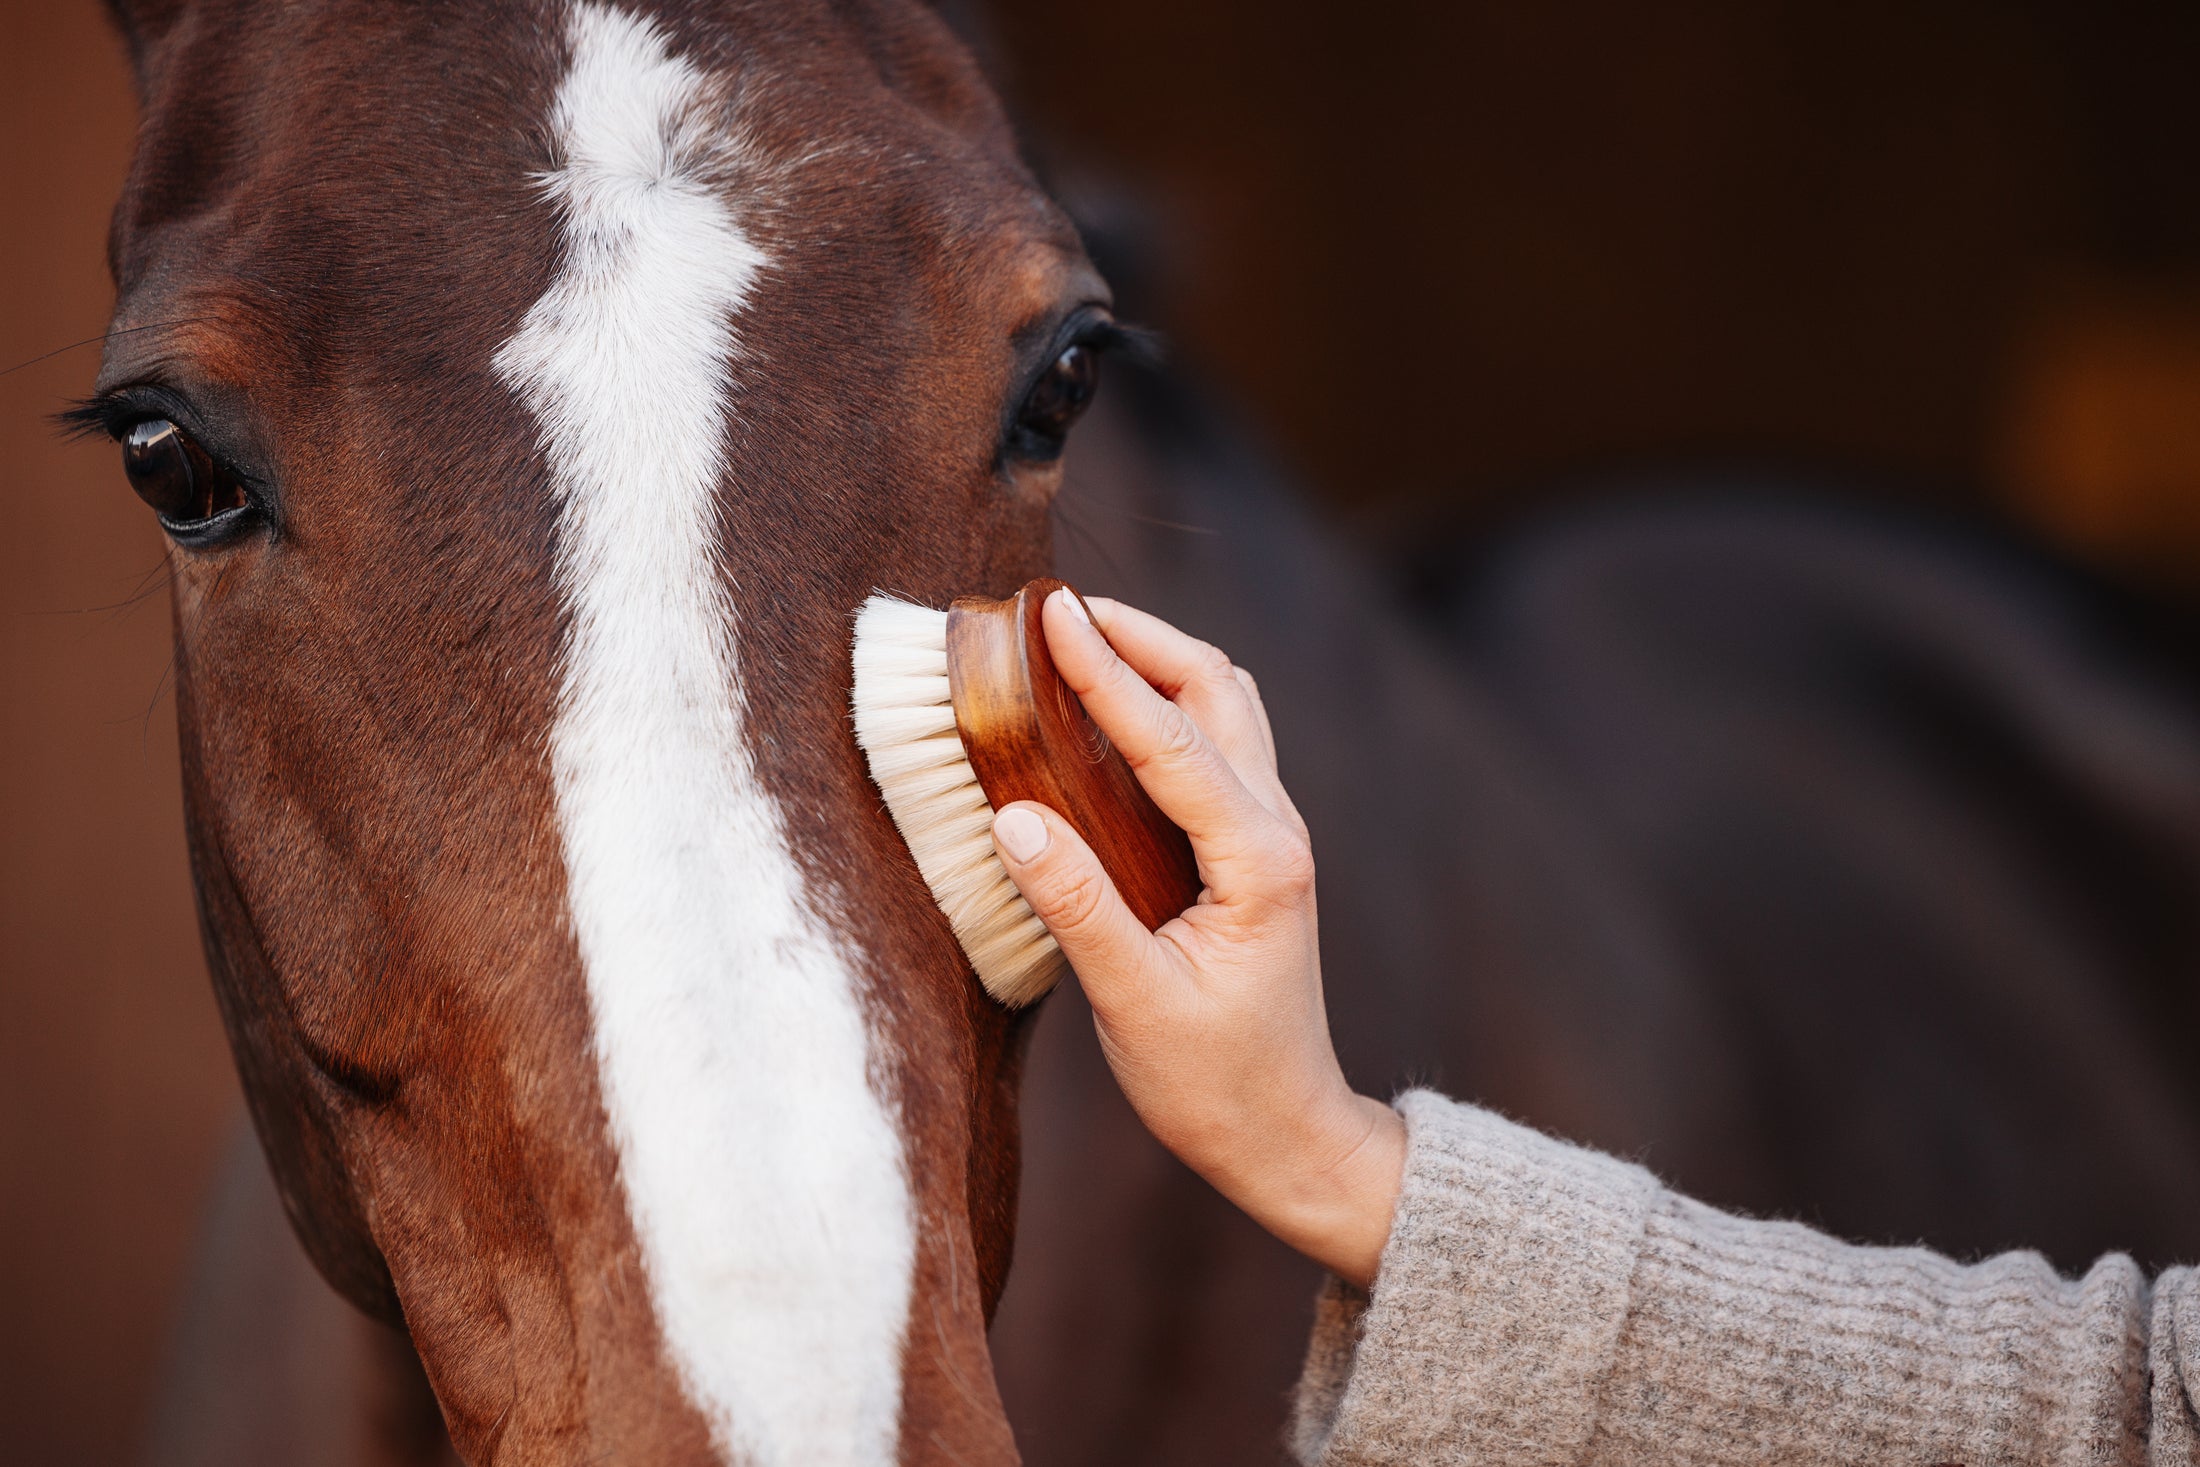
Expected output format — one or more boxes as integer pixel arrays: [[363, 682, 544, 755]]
[[85, 1, 1106, 1459]]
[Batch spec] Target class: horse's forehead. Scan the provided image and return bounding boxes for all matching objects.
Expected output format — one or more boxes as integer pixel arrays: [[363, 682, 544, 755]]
[[108, 0, 1048, 344]]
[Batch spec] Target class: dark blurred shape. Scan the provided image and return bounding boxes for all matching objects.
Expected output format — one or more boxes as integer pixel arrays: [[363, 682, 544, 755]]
[[1447, 490, 2200, 1265]]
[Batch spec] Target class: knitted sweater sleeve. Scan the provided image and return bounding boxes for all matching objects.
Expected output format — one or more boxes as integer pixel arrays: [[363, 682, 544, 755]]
[[1288, 1090, 2200, 1466]]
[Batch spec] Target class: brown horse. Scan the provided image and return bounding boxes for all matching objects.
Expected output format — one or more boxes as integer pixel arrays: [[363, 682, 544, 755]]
[[84, 0, 1114, 1460]]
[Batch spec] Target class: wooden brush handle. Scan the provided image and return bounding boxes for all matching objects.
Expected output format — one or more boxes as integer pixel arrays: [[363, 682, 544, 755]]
[[947, 579, 1204, 930]]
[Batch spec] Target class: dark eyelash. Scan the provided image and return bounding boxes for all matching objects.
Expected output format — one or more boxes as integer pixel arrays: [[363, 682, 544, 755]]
[[1080, 318, 1165, 367], [53, 392, 135, 443]]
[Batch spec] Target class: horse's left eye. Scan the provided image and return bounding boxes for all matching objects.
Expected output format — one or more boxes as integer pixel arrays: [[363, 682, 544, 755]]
[[122, 418, 249, 529], [1011, 343, 1100, 460]]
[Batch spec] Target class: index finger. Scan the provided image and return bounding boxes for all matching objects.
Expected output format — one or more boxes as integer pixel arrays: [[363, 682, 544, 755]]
[[1042, 591, 1287, 898], [1083, 596, 1289, 808]]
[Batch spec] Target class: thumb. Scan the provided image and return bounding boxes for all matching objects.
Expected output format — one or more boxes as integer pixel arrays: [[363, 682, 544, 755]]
[[991, 802, 1162, 1005]]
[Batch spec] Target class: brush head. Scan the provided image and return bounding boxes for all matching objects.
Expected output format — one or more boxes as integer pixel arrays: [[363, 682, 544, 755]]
[[850, 578, 1202, 1007], [852, 594, 1064, 1004]]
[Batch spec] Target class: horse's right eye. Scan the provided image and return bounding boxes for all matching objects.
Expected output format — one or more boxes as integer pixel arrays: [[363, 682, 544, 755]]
[[1006, 343, 1102, 464], [122, 419, 249, 529]]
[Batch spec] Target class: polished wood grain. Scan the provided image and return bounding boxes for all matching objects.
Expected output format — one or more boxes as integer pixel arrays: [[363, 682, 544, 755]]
[[947, 578, 1204, 930]]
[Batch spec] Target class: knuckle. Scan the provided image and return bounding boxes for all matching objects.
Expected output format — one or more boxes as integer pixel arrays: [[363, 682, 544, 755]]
[[1093, 640, 1143, 692], [1192, 642, 1235, 688], [1158, 706, 1205, 762], [1042, 862, 1111, 933], [1266, 830, 1317, 897], [1136, 701, 1204, 768], [1066, 631, 1132, 698], [1233, 665, 1261, 699]]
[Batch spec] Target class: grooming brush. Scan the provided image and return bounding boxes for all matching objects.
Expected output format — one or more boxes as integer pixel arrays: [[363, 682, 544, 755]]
[[851, 577, 1203, 1006]]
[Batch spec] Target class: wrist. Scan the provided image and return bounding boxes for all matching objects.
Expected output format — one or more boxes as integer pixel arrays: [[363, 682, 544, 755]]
[[1226, 1091, 1405, 1289]]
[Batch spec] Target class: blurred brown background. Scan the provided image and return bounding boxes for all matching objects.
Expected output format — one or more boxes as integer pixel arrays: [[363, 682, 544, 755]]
[[4, 6, 238, 1467], [984, 0, 2200, 582], [5, 1, 2198, 1462]]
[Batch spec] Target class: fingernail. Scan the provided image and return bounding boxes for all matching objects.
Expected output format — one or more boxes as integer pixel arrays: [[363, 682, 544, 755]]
[[1051, 586, 1091, 626], [994, 806, 1050, 863]]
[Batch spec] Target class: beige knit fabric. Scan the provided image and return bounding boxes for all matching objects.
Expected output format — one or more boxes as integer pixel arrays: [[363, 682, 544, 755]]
[[1290, 1090, 2200, 1465]]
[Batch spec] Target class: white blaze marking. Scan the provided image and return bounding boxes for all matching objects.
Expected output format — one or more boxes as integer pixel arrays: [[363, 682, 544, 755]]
[[493, 6, 915, 1463]]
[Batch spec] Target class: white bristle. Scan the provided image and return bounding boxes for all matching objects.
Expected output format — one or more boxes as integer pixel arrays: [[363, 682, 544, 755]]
[[850, 595, 1067, 1006]]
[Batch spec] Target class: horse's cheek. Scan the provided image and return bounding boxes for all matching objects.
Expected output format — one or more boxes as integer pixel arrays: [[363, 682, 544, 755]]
[[180, 768, 403, 1324]]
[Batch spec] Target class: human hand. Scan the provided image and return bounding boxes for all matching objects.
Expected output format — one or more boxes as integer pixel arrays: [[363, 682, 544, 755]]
[[988, 588, 1404, 1287]]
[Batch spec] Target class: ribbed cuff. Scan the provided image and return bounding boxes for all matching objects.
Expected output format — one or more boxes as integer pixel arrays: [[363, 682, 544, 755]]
[[2151, 1268, 2200, 1465], [1589, 1191, 2152, 1466], [1289, 1090, 1660, 1465]]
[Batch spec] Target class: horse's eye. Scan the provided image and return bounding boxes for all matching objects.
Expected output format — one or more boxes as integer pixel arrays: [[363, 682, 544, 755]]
[[122, 419, 247, 527], [1012, 343, 1100, 459]]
